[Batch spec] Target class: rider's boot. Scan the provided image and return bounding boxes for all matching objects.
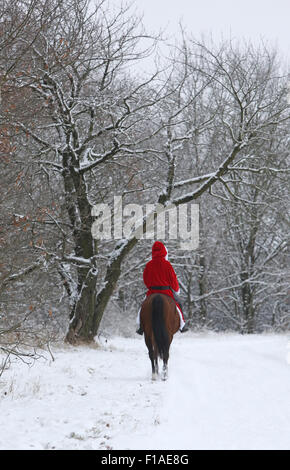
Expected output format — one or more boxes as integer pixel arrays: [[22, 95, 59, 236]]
[[180, 321, 189, 333], [136, 326, 143, 335]]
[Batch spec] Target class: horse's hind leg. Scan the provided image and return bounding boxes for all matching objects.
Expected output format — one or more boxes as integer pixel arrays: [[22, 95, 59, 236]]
[[161, 362, 167, 381], [149, 346, 158, 381], [151, 355, 159, 381], [154, 357, 159, 378], [161, 350, 169, 381]]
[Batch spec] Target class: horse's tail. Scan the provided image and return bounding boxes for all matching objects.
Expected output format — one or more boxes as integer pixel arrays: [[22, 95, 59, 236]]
[[152, 295, 169, 360]]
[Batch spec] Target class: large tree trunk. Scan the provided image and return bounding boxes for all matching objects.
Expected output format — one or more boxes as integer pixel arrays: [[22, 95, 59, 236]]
[[62, 152, 99, 343], [65, 267, 98, 343]]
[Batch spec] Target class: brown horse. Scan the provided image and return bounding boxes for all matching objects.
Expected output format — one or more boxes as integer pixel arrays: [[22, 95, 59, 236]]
[[140, 293, 179, 381]]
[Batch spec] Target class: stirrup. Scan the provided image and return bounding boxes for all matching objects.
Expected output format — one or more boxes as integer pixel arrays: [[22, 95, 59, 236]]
[[136, 326, 143, 335]]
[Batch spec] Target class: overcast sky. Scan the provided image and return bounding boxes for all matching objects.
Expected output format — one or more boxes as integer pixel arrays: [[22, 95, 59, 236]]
[[136, 0, 290, 62]]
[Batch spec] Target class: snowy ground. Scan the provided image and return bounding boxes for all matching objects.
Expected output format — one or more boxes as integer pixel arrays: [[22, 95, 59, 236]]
[[0, 332, 290, 450]]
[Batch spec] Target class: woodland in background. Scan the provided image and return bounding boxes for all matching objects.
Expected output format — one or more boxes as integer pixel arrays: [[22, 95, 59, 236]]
[[0, 0, 289, 356]]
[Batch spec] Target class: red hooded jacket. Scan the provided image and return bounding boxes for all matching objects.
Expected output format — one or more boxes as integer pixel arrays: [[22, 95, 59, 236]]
[[143, 241, 180, 301]]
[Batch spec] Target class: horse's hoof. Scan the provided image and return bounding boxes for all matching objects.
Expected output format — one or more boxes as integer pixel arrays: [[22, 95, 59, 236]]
[[152, 373, 158, 381]]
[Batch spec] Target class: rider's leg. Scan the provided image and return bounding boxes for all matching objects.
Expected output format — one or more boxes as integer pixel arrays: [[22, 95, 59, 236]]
[[176, 304, 189, 332], [173, 292, 189, 332], [136, 306, 143, 335], [176, 305, 185, 330]]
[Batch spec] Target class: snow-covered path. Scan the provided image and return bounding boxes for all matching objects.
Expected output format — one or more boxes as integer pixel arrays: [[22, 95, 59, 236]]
[[0, 333, 290, 450]]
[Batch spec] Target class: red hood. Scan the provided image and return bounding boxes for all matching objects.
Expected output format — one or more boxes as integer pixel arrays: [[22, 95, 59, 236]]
[[152, 241, 167, 259]]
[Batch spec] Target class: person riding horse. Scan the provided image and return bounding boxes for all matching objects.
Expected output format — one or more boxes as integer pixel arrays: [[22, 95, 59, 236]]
[[136, 241, 189, 335]]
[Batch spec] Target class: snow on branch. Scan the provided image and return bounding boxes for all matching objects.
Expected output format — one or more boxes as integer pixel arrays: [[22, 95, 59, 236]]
[[173, 173, 215, 188], [172, 143, 246, 205]]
